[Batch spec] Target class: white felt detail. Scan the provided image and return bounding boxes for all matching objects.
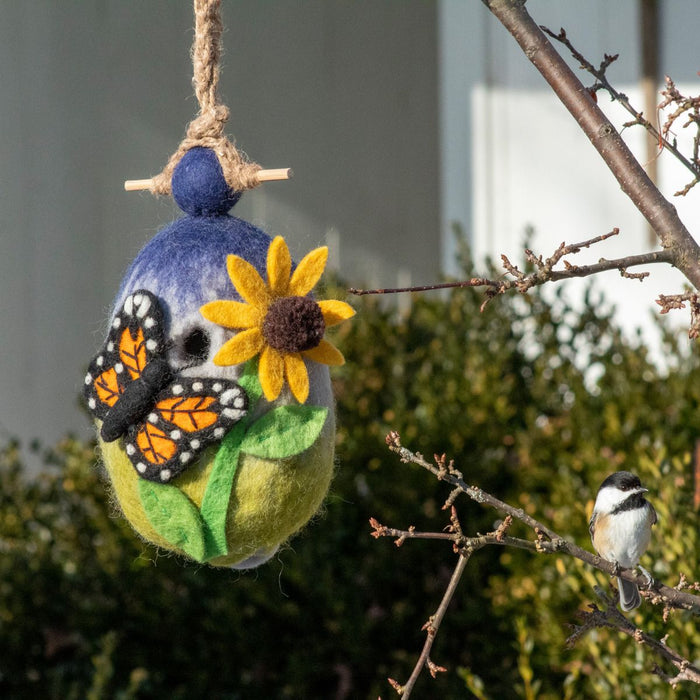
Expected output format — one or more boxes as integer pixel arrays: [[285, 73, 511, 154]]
[[220, 388, 241, 405]]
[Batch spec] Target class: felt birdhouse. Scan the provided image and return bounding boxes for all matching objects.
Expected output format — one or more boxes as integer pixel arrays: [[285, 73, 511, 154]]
[[83, 0, 354, 567], [84, 146, 354, 568]]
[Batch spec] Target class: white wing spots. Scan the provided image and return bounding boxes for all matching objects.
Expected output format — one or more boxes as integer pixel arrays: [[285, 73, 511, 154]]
[[137, 463, 147, 474], [126, 444, 135, 456], [144, 316, 156, 329], [136, 295, 152, 318], [84, 372, 92, 385], [179, 452, 191, 464], [160, 469, 172, 482], [223, 407, 244, 420], [148, 412, 158, 424], [132, 292, 143, 307], [112, 316, 121, 329], [88, 398, 96, 409], [214, 427, 225, 438], [170, 430, 182, 440], [146, 339, 158, 351], [190, 439, 201, 450], [107, 341, 114, 352], [96, 355, 104, 367], [212, 383, 223, 393], [220, 388, 242, 406], [171, 384, 184, 395], [115, 363, 124, 374], [192, 381, 204, 392], [124, 295, 134, 316]]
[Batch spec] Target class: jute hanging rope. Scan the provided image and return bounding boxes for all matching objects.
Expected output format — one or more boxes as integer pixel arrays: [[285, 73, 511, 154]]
[[86, 0, 351, 571], [125, 0, 290, 193]]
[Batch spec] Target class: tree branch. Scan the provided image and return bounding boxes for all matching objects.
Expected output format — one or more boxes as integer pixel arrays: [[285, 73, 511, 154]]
[[388, 547, 470, 698], [350, 230, 675, 309], [568, 588, 700, 687], [375, 431, 700, 694], [481, 0, 700, 290], [384, 431, 700, 615], [539, 25, 700, 193]]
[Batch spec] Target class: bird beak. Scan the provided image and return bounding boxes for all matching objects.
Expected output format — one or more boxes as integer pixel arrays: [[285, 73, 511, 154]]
[[640, 487, 648, 493]]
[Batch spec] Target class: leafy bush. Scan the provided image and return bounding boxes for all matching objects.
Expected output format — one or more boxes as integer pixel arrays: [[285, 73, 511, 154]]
[[1, 247, 698, 698]]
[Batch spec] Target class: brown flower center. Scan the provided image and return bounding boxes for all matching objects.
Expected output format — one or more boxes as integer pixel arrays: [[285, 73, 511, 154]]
[[262, 296, 325, 353]]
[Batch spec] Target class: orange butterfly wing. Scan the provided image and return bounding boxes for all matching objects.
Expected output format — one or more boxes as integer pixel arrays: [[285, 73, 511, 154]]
[[94, 367, 122, 408], [155, 396, 219, 432], [119, 326, 147, 380], [135, 423, 178, 466], [126, 382, 248, 482], [83, 290, 249, 483]]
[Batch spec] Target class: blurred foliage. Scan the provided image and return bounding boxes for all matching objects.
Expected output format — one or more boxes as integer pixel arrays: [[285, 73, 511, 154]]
[[1, 240, 699, 698]]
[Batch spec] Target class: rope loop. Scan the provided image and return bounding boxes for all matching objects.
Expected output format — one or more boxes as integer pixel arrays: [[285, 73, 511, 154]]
[[151, 0, 261, 196]]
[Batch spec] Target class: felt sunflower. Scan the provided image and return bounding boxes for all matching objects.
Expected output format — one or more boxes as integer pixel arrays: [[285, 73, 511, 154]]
[[201, 236, 354, 403]]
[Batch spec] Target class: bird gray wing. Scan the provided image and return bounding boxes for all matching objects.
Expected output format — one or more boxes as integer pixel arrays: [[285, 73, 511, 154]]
[[588, 510, 597, 539]]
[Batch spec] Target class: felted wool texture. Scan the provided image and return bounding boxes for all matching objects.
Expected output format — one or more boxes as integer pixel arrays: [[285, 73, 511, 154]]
[[98, 408, 335, 567], [171, 147, 241, 217], [99, 209, 336, 565]]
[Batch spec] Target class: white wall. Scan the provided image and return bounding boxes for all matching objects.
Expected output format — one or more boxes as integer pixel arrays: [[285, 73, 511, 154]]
[[0, 1, 440, 459], [2, 0, 698, 459], [440, 0, 700, 358]]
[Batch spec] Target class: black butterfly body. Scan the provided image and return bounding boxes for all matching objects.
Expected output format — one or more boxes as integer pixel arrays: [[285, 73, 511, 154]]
[[83, 290, 248, 483]]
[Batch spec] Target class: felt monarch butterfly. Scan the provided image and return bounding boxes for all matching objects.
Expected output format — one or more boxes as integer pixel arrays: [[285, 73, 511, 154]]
[[83, 289, 248, 484]]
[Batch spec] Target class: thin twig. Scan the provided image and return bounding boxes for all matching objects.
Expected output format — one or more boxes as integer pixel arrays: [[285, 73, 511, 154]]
[[540, 25, 700, 190], [349, 230, 673, 303], [481, 0, 700, 291], [388, 552, 470, 698], [377, 432, 700, 692], [656, 292, 700, 339], [384, 431, 700, 615], [568, 588, 700, 687]]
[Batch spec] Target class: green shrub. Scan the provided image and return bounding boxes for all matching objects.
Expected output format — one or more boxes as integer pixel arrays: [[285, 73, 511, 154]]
[[1, 247, 698, 698]]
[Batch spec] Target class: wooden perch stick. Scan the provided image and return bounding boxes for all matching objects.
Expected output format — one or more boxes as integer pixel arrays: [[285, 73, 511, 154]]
[[124, 167, 292, 192]]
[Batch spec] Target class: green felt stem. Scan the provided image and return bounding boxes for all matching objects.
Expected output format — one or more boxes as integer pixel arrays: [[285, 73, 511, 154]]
[[199, 360, 261, 560], [138, 363, 330, 563], [200, 421, 247, 560], [238, 358, 262, 404]]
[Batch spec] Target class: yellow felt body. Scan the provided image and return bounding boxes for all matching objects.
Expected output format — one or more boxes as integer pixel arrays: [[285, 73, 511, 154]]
[[99, 421, 335, 567]]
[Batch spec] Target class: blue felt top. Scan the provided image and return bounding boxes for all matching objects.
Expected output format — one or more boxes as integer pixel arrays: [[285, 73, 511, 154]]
[[171, 146, 242, 216], [114, 214, 272, 323]]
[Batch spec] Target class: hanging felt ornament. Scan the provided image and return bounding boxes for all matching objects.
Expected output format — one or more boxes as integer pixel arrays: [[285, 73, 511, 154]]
[[83, 0, 354, 569]]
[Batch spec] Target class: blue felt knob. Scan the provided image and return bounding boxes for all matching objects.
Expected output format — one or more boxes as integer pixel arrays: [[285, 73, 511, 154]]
[[171, 146, 241, 216]]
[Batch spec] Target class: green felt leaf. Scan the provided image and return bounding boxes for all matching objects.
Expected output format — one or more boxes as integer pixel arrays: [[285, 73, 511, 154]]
[[240, 405, 328, 460], [137, 480, 207, 562], [199, 421, 247, 560]]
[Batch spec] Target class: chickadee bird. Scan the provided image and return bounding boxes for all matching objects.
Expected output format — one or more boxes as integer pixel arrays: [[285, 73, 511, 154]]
[[589, 471, 657, 611]]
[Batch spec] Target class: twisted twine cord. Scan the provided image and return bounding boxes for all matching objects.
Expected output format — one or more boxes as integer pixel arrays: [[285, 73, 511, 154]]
[[150, 0, 261, 195]]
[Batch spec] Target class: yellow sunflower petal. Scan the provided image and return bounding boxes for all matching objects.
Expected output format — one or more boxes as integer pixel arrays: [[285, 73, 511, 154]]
[[267, 236, 292, 297], [212, 328, 264, 366], [318, 299, 356, 327], [259, 345, 285, 401], [226, 254, 271, 307], [289, 246, 328, 296], [200, 300, 262, 329], [302, 338, 345, 366], [285, 353, 310, 404]]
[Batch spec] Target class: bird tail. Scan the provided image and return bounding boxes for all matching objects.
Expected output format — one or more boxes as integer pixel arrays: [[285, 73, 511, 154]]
[[618, 577, 641, 611]]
